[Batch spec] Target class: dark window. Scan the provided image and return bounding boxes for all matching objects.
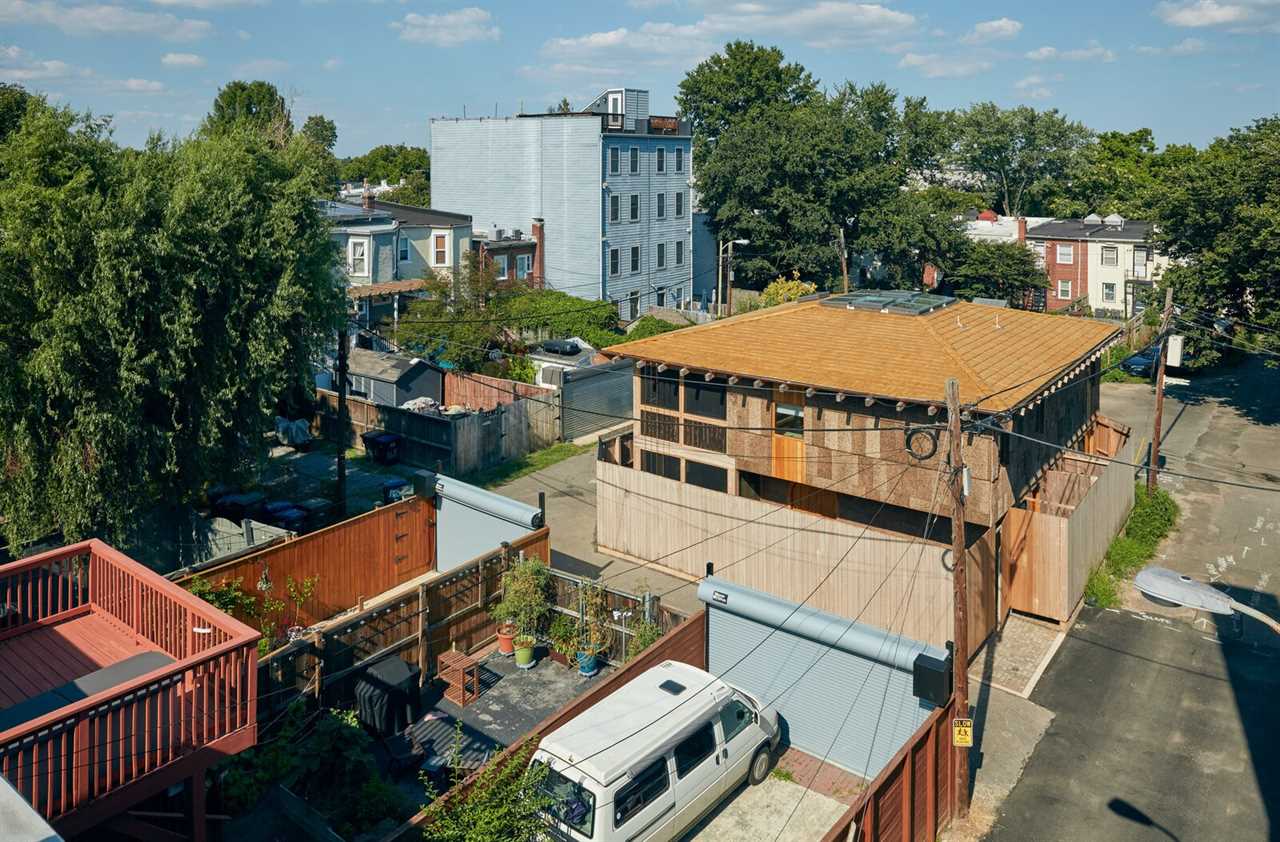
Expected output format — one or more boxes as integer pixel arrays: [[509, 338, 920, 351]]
[[656, 193, 665, 219], [630, 147, 639, 174], [609, 147, 619, 175], [536, 762, 596, 838], [684, 378, 726, 420], [630, 246, 640, 273], [685, 460, 728, 493], [775, 402, 803, 438], [738, 471, 791, 505], [610, 194, 619, 222], [641, 410, 679, 442], [656, 147, 666, 173], [657, 286, 666, 306], [676, 240, 684, 265], [683, 419, 726, 453], [676, 147, 684, 172], [614, 756, 670, 829], [628, 290, 639, 320], [641, 450, 680, 480], [610, 248, 619, 276], [675, 192, 684, 217], [657, 243, 666, 269], [674, 722, 716, 778], [640, 366, 679, 410], [630, 194, 640, 222], [720, 699, 752, 743]]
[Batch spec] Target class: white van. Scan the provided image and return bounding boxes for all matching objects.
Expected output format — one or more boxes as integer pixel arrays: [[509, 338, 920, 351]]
[[531, 660, 781, 841]]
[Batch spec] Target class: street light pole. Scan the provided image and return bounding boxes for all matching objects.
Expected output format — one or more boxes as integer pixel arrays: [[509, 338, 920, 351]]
[[1135, 566, 1280, 636]]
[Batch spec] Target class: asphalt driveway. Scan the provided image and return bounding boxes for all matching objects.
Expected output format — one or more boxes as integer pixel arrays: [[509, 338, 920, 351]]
[[984, 606, 1280, 842]]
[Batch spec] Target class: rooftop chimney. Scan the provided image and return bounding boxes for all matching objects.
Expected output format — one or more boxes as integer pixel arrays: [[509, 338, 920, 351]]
[[1017, 217, 1027, 242], [362, 179, 373, 212], [531, 218, 546, 288]]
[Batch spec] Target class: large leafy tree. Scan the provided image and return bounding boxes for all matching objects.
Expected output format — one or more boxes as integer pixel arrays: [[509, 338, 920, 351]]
[[946, 240, 1047, 302], [951, 102, 1092, 217], [300, 113, 338, 152], [206, 80, 293, 144], [339, 143, 429, 185], [1151, 116, 1280, 363], [1049, 128, 1160, 218], [0, 100, 344, 546]]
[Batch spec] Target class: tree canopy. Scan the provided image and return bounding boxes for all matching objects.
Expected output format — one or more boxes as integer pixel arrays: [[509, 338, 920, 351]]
[[0, 96, 343, 547], [300, 114, 338, 152], [339, 143, 429, 185], [206, 80, 293, 144], [947, 240, 1048, 303]]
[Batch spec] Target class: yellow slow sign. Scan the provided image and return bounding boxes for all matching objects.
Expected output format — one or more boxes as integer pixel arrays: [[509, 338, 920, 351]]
[[952, 718, 973, 748]]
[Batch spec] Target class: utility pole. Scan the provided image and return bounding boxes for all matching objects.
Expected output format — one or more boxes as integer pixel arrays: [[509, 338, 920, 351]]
[[715, 238, 723, 317], [1148, 286, 1175, 493], [335, 324, 349, 518], [945, 378, 970, 819], [726, 240, 736, 316], [836, 226, 849, 293]]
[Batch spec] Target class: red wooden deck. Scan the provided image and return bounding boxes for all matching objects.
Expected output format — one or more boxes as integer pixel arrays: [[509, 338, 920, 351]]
[[0, 613, 157, 708]]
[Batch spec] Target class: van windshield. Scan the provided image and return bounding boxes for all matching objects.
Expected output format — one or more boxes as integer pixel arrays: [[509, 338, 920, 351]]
[[534, 761, 596, 838]]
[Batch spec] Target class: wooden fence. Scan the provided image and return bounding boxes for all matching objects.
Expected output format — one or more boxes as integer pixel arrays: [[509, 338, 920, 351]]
[[375, 610, 710, 842], [443, 371, 553, 412], [252, 528, 551, 724], [172, 497, 436, 631], [314, 388, 548, 476], [821, 696, 958, 842]]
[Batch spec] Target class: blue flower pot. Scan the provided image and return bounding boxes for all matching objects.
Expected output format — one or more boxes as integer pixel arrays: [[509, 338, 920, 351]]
[[576, 650, 599, 677]]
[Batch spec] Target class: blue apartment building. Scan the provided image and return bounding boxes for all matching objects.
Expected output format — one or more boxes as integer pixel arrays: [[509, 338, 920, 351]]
[[431, 88, 696, 318]]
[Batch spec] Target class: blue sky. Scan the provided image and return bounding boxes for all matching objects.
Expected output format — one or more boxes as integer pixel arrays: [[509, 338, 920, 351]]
[[2, 0, 1277, 157]]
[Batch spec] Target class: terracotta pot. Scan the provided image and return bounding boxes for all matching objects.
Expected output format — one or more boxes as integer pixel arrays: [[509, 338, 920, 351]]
[[496, 623, 516, 656]]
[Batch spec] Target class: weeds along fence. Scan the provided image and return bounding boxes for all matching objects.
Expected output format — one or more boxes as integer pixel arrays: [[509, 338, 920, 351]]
[[253, 528, 549, 725], [546, 569, 688, 664]]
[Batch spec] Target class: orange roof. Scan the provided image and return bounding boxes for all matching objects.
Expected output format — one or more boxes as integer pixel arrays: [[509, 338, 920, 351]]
[[605, 299, 1120, 412], [347, 279, 427, 300]]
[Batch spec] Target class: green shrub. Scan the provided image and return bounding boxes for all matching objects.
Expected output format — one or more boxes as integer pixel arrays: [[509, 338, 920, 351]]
[[1125, 484, 1179, 548], [626, 619, 663, 660], [1085, 567, 1120, 608], [1105, 536, 1149, 580]]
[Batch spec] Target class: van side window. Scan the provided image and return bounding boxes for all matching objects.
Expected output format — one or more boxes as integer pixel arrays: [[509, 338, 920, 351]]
[[720, 700, 752, 743], [674, 722, 717, 779], [614, 756, 670, 828]]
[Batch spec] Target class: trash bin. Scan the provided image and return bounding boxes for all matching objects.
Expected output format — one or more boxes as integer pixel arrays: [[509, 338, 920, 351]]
[[382, 477, 412, 504], [361, 431, 404, 465]]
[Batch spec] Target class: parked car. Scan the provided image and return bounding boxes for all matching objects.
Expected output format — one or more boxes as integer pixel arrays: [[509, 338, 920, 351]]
[[531, 660, 780, 842], [1121, 345, 1161, 378]]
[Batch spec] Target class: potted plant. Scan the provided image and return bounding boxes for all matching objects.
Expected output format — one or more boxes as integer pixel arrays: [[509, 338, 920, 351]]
[[575, 580, 610, 678], [494, 557, 551, 669], [547, 613, 577, 667], [490, 600, 518, 657]]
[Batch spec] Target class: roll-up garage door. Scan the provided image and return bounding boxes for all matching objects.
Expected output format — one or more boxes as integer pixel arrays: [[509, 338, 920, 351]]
[[698, 577, 943, 778], [433, 474, 544, 572], [560, 359, 634, 441]]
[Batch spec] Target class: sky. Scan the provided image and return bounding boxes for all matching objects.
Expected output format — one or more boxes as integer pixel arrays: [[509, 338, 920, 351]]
[[2, 0, 1278, 157]]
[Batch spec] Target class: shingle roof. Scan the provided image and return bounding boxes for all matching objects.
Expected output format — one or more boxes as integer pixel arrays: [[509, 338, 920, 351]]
[[346, 348, 431, 382], [604, 299, 1121, 412]]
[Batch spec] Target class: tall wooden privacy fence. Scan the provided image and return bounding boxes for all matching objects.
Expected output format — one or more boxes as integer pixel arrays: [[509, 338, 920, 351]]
[[822, 696, 959, 842]]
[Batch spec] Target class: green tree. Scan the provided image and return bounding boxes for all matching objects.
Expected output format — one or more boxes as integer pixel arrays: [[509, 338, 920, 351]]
[[206, 80, 293, 144], [1151, 116, 1280, 364], [0, 101, 344, 547], [339, 143, 429, 185], [677, 40, 819, 172], [548, 97, 573, 114], [423, 740, 550, 842], [952, 102, 1092, 216], [0, 83, 37, 145], [300, 113, 338, 152], [1050, 128, 1160, 218], [947, 240, 1047, 302], [758, 273, 817, 307], [382, 169, 430, 207]]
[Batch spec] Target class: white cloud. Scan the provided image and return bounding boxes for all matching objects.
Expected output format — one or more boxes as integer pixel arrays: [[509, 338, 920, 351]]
[[147, 0, 261, 6], [960, 17, 1021, 44], [1136, 37, 1207, 55], [0, 46, 74, 81], [1014, 73, 1059, 99], [1156, 0, 1252, 27], [392, 7, 500, 46], [1025, 40, 1115, 61], [161, 51, 205, 67], [0, 0, 212, 40], [107, 77, 166, 92], [234, 57, 288, 76], [322, 57, 341, 70], [897, 52, 992, 78]]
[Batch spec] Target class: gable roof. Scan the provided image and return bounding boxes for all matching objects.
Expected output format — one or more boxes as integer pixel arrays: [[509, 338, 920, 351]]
[[370, 200, 471, 228], [604, 298, 1120, 413], [346, 348, 433, 382]]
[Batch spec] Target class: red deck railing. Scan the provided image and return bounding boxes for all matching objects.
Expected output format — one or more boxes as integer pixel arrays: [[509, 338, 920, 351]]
[[0, 540, 260, 828]]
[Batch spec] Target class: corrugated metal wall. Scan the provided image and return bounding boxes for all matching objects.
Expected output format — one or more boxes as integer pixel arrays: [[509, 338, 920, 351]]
[[707, 606, 935, 779], [560, 359, 634, 440]]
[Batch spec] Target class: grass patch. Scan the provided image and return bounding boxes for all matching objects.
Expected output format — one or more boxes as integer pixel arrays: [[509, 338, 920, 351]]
[[771, 768, 796, 783], [1086, 483, 1181, 608], [1101, 345, 1150, 384], [462, 442, 593, 489]]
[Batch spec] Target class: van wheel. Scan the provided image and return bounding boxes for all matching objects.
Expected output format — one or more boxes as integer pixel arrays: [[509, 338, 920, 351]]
[[749, 746, 772, 785]]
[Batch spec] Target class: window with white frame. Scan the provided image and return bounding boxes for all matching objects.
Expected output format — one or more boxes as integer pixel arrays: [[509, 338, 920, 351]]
[[434, 234, 446, 265], [675, 192, 684, 217], [656, 148, 666, 173], [1101, 245, 1118, 266], [398, 236, 409, 262], [610, 248, 620, 276], [630, 246, 640, 273], [675, 147, 684, 173], [1103, 282, 1117, 303], [348, 238, 369, 277], [609, 147, 619, 175], [1057, 279, 1071, 299], [629, 147, 639, 174], [630, 194, 639, 222], [656, 193, 665, 219], [516, 254, 532, 279], [675, 240, 684, 265], [1056, 243, 1074, 264], [610, 195, 619, 223], [1031, 241, 1046, 267], [657, 242, 666, 269]]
